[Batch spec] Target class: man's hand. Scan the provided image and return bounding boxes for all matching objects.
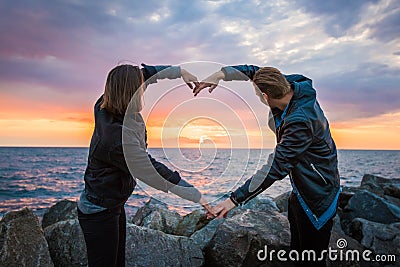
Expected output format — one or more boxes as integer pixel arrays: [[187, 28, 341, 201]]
[[193, 70, 225, 96], [181, 68, 199, 90], [212, 197, 236, 219], [199, 196, 216, 219]]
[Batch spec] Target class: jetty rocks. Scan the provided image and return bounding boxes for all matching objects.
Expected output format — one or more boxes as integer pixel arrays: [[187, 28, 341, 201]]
[[1, 174, 399, 266]]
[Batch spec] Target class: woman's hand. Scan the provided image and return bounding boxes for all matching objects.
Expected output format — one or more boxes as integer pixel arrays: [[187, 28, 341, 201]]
[[211, 197, 236, 219], [199, 196, 216, 219], [193, 70, 225, 96], [181, 68, 199, 90]]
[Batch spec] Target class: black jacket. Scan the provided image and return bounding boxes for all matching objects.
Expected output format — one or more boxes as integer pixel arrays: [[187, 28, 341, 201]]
[[83, 65, 200, 209], [84, 97, 184, 209], [226, 65, 340, 216]]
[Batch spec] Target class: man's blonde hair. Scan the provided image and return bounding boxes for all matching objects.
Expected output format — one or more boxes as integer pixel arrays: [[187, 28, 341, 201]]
[[101, 64, 143, 114], [253, 67, 290, 99]]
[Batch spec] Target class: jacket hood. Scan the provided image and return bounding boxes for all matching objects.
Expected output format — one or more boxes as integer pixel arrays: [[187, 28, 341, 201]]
[[285, 74, 316, 102]]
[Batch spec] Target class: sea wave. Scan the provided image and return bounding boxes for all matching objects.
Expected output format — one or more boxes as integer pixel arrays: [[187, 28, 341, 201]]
[[0, 147, 399, 218]]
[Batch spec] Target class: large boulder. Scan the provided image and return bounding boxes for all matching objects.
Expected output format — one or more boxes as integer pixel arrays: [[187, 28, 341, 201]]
[[0, 208, 54, 267], [360, 174, 400, 199], [190, 197, 281, 254], [332, 213, 345, 235], [190, 217, 224, 251], [131, 198, 168, 225], [383, 194, 400, 207], [42, 199, 78, 228], [139, 208, 182, 235], [125, 223, 204, 267], [384, 184, 400, 199], [44, 218, 205, 267], [204, 209, 291, 267], [328, 230, 367, 267], [338, 186, 362, 209], [340, 190, 400, 233], [273, 191, 291, 213], [132, 198, 213, 237], [242, 196, 280, 213], [44, 219, 87, 267], [131, 198, 182, 235], [231, 196, 280, 217], [174, 209, 211, 237], [349, 218, 400, 259]]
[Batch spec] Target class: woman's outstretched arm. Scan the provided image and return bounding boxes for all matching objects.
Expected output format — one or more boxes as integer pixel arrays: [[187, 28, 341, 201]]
[[193, 64, 261, 96], [108, 123, 212, 213], [140, 63, 198, 89]]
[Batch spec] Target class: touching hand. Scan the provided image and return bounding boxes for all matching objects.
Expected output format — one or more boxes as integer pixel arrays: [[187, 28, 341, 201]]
[[193, 70, 225, 96], [212, 197, 236, 220], [199, 196, 216, 219], [181, 68, 199, 90]]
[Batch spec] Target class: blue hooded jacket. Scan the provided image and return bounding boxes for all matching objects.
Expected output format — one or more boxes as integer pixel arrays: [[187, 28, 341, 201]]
[[224, 65, 341, 229]]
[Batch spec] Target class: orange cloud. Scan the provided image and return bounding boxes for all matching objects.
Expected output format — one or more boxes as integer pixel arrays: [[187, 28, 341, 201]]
[[2, 84, 399, 151], [331, 112, 400, 150], [0, 89, 94, 146], [0, 119, 93, 147]]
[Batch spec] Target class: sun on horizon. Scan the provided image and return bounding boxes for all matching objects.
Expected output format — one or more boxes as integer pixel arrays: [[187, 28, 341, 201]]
[[1, 108, 400, 150]]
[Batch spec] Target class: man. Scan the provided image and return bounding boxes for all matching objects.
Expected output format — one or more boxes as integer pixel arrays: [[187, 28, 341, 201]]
[[194, 65, 341, 266]]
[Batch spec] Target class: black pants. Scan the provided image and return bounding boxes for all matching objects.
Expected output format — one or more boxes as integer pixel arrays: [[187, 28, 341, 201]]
[[78, 206, 126, 267], [288, 193, 333, 267]]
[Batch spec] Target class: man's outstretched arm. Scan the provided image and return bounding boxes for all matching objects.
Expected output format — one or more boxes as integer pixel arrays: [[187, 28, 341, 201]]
[[212, 121, 313, 219], [193, 64, 260, 96]]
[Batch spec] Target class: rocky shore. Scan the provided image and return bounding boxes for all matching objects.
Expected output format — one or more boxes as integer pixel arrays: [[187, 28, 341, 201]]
[[1, 174, 399, 266]]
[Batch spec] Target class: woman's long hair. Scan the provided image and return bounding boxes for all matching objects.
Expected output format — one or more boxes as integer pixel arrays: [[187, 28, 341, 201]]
[[101, 64, 144, 114]]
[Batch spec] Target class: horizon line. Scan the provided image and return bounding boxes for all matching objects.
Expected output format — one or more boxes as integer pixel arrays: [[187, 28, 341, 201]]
[[0, 146, 399, 151]]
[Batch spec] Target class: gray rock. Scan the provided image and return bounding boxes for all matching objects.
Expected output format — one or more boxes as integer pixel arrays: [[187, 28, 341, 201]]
[[131, 198, 167, 223], [349, 218, 400, 259], [43, 218, 204, 267], [332, 213, 345, 235], [340, 190, 400, 233], [384, 194, 400, 207], [42, 199, 77, 228], [131, 198, 182, 234], [273, 191, 291, 213], [125, 223, 204, 267], [174, 209, 211, 237], [44, 219, 87, 267], [206, 196, 281, 248], [141, 208, 182, 235], [360, 174, 400, 199], [243, 196, 280, 212], [338, 186, 362, 209], [231, 196, 280, 217], [384, 184, 400, 199], [190, 218, 224, 250], [204, 209, 291, 267], [0, 208, 54, 267]]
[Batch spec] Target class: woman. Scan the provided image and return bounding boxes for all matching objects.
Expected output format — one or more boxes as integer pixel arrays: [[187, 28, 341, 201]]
[[77, 63, 212, 267]]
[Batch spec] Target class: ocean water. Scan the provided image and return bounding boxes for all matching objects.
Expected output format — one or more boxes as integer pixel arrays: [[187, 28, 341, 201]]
[[0, 147, 399, 219]]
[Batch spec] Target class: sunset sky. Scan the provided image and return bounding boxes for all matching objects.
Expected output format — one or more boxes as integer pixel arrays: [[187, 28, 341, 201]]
[[0, 0, 399, 149]]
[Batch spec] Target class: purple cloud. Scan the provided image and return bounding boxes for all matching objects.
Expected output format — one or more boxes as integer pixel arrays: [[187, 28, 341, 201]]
[[293, 0, 379, 37], [0, 0, 398, 122], [316, 62, 400, 119]]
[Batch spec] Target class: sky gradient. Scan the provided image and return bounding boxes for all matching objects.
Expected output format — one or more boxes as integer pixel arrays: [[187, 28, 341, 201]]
[[0, 0, 399, 149]]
